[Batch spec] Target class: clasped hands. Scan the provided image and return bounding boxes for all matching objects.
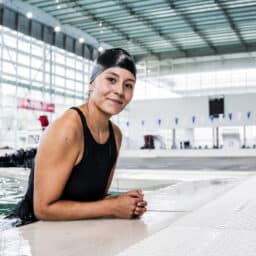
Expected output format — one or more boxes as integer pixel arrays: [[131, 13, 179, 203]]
[[113, 189, 147, 219]]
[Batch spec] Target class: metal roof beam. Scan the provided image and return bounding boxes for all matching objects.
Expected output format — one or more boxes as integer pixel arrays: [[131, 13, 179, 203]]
[[43, 6, 74, 13], [27, 0, 71, 8], [25, 0, 49, 5], [61, 17, 94, 26], [50, 10, 82, 18], [214, 0, 248, 51], [113, 0, 187, 57], [135, 41, 256, 62], [59, 0, 156, 57], [167, 0, 218, 54]]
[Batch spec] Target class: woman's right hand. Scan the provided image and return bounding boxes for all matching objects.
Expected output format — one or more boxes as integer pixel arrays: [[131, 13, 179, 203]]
[[111, 190, 147, 219]]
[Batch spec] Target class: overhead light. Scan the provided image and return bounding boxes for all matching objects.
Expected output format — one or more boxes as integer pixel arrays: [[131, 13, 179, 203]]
[[26, 12, 33, 19], [55, 0, 59, 2], [54, 26, 61, 32], [99, 21, 102, 27], [79, 37, 85, 44], [98, 46, 104, 52], [57, 5, 61, 9]]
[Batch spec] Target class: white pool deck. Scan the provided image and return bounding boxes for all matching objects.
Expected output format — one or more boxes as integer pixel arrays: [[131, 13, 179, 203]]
[[119, 148, 256, 157], [1, 167, 256, 256]]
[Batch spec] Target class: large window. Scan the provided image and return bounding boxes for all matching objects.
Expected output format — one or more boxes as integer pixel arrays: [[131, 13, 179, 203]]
[[0, 25, 91, 148], [134, 60, 256, 100]]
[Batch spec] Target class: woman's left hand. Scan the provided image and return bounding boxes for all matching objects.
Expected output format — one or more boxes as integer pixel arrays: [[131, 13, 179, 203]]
[[121, 190, 147, 217], [133, 200, 147, 217]]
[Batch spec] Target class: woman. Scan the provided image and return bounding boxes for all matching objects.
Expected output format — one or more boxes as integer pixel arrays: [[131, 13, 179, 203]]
[[7, 48, 147, 225]]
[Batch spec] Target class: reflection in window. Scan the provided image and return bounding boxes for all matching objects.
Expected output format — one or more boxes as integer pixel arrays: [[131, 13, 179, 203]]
[[3, 49, 15, 62], [31, 44, 43, 57], [31, 69, 43, 82], [2, 61, 16, 75], [66, 79, 75, 90], [18, 40, 30, 52], [76, 82, 84, 93], [32, 80, 43, 88], [65, 68, 75, 80], [2, 84, 16, 95], [45, 73, 51, 85], [31, 57, 43, 70], [2, 48, 17, 61], [2, 34, 16, 48], [17, 87, 28, 97], [76, 71, 83, 81], [30, 90, 43, 100], [18, 53, 30, 66], [54, 95, 64, 104], [17, 66, 30, 79], [66, 56, 75, 67], [55, 65, 65, 76], [76, 62, 82, 71], [55, 76, 65, 87], [54, 50, 65, 64], [55, 86, 66, 93]]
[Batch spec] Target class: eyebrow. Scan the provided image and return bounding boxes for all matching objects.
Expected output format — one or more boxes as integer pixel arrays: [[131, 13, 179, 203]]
[[105, 71, 136, 83]]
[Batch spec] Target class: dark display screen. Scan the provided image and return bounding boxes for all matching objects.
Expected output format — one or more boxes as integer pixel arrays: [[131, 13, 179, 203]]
[[209, 97, 224, 117]]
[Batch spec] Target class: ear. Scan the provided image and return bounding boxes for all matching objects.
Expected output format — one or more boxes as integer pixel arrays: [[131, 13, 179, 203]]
[[88, 82, 95, 93]]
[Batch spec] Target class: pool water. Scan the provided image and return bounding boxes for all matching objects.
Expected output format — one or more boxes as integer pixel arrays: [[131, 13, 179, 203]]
[[0, 176, 123, 218], [0, 176, 26, 217], [0, 173, 172, 218]]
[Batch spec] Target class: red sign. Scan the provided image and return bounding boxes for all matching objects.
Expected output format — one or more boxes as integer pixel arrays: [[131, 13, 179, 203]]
[[17, 98, 55, 113]]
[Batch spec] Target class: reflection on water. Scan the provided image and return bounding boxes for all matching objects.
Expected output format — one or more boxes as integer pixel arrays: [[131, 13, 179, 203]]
[[0, 176, 26, 217]]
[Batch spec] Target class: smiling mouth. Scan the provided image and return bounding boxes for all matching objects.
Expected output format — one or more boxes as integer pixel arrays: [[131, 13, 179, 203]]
[[108, 98, 123, 105]]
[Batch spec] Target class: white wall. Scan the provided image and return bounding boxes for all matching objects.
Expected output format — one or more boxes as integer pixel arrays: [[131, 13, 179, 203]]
[[120, 93, 256, 149]]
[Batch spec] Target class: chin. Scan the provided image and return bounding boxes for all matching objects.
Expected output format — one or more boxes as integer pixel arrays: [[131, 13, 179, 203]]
[[103, 106, 124, 116], [106, 108, 123, 116]]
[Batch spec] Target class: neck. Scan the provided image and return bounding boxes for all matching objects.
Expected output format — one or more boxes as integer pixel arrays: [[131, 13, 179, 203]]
[[82, 101, 110, 133]]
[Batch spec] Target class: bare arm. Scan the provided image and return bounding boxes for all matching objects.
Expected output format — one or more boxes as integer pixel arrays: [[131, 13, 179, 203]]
[[34, 113, 142, 220], [103, 124, 147, 217]]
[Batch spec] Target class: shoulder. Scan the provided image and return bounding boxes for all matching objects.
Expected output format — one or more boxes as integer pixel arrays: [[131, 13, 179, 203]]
[[35, 108, 83, 168], [41, 108, 83, 148], [110, 122, 122, 150]]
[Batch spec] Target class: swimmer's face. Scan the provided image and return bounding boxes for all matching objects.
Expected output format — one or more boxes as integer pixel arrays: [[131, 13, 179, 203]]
[[89, 67, 136, 116]]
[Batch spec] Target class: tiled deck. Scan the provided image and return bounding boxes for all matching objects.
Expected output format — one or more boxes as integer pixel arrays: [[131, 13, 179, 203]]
[[0, 168, 254, 255]]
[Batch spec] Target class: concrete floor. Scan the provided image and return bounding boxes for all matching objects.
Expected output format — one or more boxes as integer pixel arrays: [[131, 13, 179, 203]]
[[117, 172, 256, 256], [117, 156, 256, 171], [0, 166, 255, 256]]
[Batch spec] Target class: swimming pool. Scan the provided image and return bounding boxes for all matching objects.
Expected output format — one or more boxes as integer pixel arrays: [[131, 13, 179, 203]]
[[0, 176, 26, 217]]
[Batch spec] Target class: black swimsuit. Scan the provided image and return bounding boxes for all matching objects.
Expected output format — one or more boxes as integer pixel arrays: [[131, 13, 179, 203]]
[[7, 107, 117, 225], [62, 107, 117, 201]]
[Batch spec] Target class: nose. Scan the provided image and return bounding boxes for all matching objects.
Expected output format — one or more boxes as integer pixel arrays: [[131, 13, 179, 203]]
[[114, 82, 124, 96]]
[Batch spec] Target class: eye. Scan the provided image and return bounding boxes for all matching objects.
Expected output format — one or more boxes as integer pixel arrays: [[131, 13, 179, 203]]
[[106, 77, 116, 84], [125, 83, 134, 89]]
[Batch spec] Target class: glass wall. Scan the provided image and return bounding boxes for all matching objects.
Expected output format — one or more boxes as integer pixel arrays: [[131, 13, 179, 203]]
[[1, 25, 255, 150], [134, 61, 256, 100], [0, 25, 91, 148], [171, 69, 256, 97]]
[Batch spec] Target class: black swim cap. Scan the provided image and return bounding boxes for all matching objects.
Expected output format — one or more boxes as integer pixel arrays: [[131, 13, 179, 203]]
[[90, 48, 136, 83]]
